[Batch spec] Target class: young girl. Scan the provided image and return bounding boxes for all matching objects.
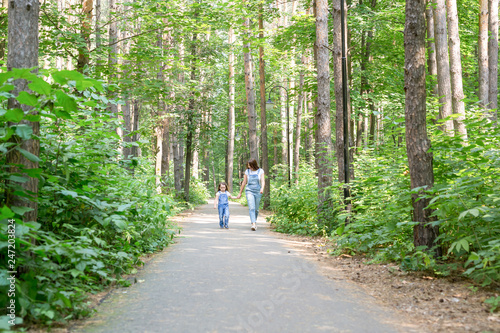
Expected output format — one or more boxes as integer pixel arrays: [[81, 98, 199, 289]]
[[214, 182, 236, 229]]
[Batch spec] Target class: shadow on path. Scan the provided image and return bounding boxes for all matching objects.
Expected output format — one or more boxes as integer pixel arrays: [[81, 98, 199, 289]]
[[73, 200, 421, 333]]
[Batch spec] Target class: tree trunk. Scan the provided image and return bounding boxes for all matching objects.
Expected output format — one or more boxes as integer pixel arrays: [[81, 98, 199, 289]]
[[108, 0, 118, 117], [307, 91, 315, 164], [425, 0, 439, 98], [478, 0, 489, 109], [433, 0, 453, 133], [281, 78, 288, 165], [77, 0, 93, 72], [227, 26, 236, 192], [294, 55, 305, 180], [404, 0, 440, 256], [259, 4, 270, 208], [316, 0, 333, 223], [243, 15, 258, 160], [445, 0, 467, 139], [489, 0, 499, 120], [184, 30, 198, 202], [6, 0, 40, 223], [333, 0, 350, 182], [131, 101, 140, 158], [94, 0, 101, 73]]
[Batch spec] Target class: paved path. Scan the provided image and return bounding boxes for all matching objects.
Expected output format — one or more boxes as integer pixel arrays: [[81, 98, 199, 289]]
[[74, 200, 419, 333]]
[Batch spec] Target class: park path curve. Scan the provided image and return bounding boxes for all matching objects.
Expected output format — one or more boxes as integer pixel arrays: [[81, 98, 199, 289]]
[[74, 200, 421, 333]]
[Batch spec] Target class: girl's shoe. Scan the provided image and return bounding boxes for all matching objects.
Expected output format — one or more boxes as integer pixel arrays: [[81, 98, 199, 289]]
[[251, 223, 256, 231]]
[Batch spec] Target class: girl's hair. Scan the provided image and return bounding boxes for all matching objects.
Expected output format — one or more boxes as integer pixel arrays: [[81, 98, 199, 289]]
[[217, 182, 228, 193], [247, 159, 259, 171]]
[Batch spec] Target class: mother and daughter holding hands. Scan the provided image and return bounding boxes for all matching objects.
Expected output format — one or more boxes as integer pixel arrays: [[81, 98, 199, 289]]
[[214, 159, 265, 231]]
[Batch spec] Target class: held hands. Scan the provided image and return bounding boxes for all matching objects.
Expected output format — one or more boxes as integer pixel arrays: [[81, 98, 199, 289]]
[[236, 194, 242, 199]]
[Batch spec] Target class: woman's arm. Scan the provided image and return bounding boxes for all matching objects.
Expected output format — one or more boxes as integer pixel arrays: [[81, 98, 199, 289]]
[[260, 171, 265, 194], [237, 174, 248, 199]]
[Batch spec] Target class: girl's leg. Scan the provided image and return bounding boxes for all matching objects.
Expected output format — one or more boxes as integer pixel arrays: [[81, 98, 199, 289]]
[[254, 193, 262, 221], [217, 206, 224, 228], [245, 191, 257, 223], [224, 206, 230, 228]]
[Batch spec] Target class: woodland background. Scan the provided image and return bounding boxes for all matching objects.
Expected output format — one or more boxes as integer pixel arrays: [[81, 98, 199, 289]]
[[0, 0, 499, 328]]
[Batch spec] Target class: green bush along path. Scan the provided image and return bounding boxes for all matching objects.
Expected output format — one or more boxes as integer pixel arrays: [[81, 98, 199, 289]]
[[75, 200, 419, 333]]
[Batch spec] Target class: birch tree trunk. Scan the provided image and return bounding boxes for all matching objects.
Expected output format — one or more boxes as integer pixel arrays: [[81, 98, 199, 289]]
[[259, 4, 270, 208], [478, 0, 489, 109], [433, 0, 453, 132], [445, 0, 467, 139], [404, 0, 440, 256], [6, 0, 40, 223], [489, 0, 499, 120], [316, 0, 333, 223], [243, 15, 258, 160], [227, 26, 236, 192]]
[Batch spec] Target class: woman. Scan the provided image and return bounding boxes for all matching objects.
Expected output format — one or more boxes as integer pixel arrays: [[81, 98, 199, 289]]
[[236, 159, 265, 231]]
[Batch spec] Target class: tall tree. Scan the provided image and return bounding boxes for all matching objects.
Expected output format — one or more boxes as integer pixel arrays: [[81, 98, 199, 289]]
[[489, 0, 499, 120], [243, 10, 258, 160], [259, 4, 270, 208], [404, 0, 440, 255], [478, 0, 489, 109], [108, 0, 118, 117], [432, 0, 453, 132], [6, 0, 40, 223], [333, 0, 351, 182], [77, 0, 93, 72], [425, 0, 438, 98], [445, 0, 467, 139], [184, 29, 198, 201], [316, 0, 333, 223], [227, 26, 236, 192], [294, 54, 305, 180]]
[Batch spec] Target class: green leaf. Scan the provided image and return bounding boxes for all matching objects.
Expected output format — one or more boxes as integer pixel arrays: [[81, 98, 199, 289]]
[[469, 208, 480, 217], [0, 205, 15, 220], [11, 67, 37, 80], [468, 252, 480, 261], [15, 124, 33, 139], [54, 110, 73, 119], [0, 84, 15, 92], [8, 175, 29, 183], [11, 206, 34, 216], [16, 91, 38, 106], [93, 215, 109, 227], [57, 293, 72, 308], [52, 70, 85, 85], [28, 78, 52, 95], [23, 168, 42, 178], [459, 239, 469, 253], [82, 100, 97, 107], [112, 218, 127, 231], [76, 80, 94, 91], [117, 203, 132, 212], [4, 108, 24, 122], [15, 147, 42, 162], [60, 190, 78, 198], [0, 128, 15, 142], [55, 91, 78, 112]]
